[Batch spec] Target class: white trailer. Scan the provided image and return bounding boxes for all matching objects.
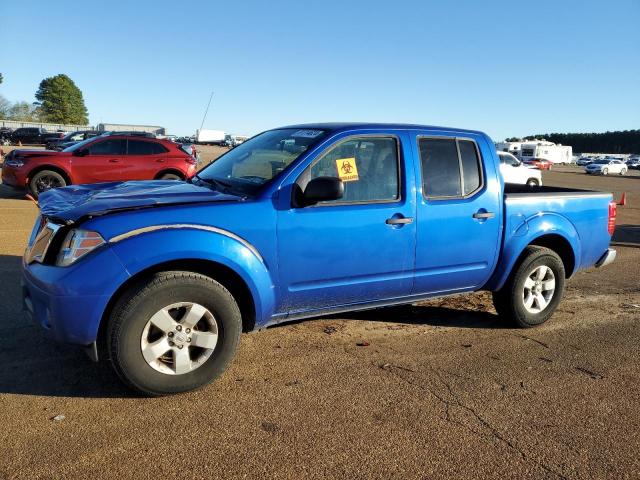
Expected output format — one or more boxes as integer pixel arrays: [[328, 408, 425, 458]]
[[495, 141, 527, 157], [520, 140, 573, 164], [196, 129, 226, 145]]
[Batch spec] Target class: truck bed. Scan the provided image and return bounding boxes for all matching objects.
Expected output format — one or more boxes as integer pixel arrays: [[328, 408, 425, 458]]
[[494, 183, 613, 287]]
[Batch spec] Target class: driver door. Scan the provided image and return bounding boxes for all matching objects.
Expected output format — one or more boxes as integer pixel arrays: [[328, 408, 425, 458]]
[[72, 138, 129, 183], [276, 133, 416, 315]]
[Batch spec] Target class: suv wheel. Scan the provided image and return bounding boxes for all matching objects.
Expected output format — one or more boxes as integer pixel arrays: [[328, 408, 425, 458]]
[[159, 172, 183, 180], [107, 271, 242, 396], [526, 178, 539, 188], [492, 246, 565, 328], [29, 170, 67, 198]]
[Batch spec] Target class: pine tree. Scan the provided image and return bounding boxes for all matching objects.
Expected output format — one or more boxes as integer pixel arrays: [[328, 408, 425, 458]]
[[35, 74, 88, 124]]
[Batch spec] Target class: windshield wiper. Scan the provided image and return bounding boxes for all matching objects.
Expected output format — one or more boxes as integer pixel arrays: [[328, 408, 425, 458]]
[[192, 175, 247, 198]]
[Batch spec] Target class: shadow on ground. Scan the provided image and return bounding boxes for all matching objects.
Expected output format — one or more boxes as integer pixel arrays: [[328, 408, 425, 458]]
[[0, 183, 26, 199], [0, 254, 133, 398], [0, 251, 506, 397]]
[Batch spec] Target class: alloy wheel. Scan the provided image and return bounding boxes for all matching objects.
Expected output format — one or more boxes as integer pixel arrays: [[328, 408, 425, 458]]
[[522, 265, 556, 314], [140, 302, 219, 375]]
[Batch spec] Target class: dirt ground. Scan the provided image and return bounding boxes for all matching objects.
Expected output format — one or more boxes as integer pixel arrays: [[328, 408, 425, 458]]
[[0, 163, 638, 479]]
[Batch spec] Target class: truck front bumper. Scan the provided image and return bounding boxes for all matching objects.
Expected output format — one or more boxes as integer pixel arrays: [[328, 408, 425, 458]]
[[595, 248, 616, 268], [21, 246, 131, 346]]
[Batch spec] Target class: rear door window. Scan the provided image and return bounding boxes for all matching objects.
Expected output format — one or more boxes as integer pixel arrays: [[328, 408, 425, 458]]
[[419, 138, 461, 197], [419, 137, 483, 199], [127, 140, 160, 155]]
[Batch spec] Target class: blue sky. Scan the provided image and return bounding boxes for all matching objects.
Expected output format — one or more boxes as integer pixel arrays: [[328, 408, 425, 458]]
[[1, 0, 638, 139]]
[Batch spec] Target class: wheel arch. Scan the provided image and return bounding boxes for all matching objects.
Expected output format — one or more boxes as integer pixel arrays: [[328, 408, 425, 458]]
[[486, 213, 580, 291], [27, 164, 73, 186], [97, 258, 259, 357], [154, 169, 185, 180]]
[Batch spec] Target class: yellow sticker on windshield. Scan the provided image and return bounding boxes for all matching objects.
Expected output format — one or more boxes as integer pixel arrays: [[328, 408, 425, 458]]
[[336, 158, 359, 182]]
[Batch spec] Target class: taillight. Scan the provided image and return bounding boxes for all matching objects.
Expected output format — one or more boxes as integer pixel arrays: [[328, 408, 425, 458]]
[[608, 201, 617, 235], [185, 157, 197, 165]]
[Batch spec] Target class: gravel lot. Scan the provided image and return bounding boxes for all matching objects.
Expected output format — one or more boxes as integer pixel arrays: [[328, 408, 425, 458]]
[[0, 161, 638, 479]]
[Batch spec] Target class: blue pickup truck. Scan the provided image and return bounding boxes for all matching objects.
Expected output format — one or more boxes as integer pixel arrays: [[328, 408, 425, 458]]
[[22, 123, 617, 395]]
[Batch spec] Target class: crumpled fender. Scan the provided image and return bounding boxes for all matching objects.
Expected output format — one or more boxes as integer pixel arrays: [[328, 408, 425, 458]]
[[107, 226, 276, 327], [485, 212, 581, 291]]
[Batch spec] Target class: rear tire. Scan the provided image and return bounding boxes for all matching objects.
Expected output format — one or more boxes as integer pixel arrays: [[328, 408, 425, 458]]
[[29, 170, 67, 198], [492, 246, 565, 328], [602, 168, 608, 175], [107, 271, 242, 396], [526, 178, 539, 188], [619, 168, 627, 176]]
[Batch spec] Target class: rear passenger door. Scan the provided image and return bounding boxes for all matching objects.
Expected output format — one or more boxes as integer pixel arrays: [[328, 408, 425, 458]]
[[126, 139, 169, 180], [411, 134, 501, 294]]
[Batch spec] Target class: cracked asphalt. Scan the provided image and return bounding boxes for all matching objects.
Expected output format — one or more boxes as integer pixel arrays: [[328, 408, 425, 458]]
[[0, 164, 639, 479]]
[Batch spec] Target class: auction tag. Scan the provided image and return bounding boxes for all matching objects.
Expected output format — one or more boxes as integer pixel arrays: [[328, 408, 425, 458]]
[[291, 129, 324, 138], [335, 157, 359, 182]]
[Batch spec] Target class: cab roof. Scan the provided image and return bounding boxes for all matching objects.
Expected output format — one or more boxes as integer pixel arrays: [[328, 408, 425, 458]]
[[279, 122, 485, 136]]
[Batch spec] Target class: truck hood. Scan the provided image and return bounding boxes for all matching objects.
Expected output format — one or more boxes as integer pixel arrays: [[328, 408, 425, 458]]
[[39, 180, 242, 223]]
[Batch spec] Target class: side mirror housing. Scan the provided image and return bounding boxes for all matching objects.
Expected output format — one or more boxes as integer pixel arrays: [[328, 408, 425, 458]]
[[301, 176, 344, 206], [74, 149, 88, 157]]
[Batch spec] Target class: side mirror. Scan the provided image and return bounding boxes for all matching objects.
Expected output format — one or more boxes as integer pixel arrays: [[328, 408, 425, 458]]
[[73, 149, 88, 157], [301, 176, 344, 206]]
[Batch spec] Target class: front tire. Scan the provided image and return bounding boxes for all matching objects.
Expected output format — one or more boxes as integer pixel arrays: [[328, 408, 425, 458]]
[[602, 168, 608, 175], [619, 168, 627, 176], [29, 170, 67, 198], [492, 246, 565, 328], [107, 271, 242, 396]]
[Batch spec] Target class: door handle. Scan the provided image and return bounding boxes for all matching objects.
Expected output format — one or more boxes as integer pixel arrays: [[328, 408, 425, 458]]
[[386, 217, 414, 225], [472, 211, 495, 219], [108, 158, 119, 163]]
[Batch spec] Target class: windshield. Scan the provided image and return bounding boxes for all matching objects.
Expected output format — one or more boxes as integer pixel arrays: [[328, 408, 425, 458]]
[[593, 160, 609, 165], [196, 128, 327, 195], [63, 136, 97, 152]]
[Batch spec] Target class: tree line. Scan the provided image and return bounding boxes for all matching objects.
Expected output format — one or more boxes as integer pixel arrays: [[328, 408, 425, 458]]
[[505, 130, 640, 154], [0, 73, 89, 125]]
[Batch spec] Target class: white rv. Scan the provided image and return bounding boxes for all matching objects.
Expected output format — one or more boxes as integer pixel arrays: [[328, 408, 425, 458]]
[[519, 140, 573, 165], [495, 141, 526, 157]]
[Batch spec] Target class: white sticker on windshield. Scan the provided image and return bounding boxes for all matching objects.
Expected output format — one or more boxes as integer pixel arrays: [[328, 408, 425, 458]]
[[291, 129, 324, 139]]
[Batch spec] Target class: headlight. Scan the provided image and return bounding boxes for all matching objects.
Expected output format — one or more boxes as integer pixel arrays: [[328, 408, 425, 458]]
[[4, 158, 24, 167], [56, 229, 105, 266]]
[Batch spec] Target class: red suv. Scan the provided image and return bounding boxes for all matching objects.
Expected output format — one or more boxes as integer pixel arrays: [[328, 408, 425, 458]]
[[1, 134, 198, 197]]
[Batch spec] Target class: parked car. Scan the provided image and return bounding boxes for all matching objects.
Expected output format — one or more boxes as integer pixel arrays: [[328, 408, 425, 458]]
[[10, 127, 49, 145], [576, 157, 593, 166], [498, 151, 542, 187], [46, 130, 101, 150], [523, 158, 553, 170], [0, 127, 12, 146], [585, 159, 628, 175], [1, 134, 198, 197], [21, 123, 618, 395], [626, 157, 640, 170]]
